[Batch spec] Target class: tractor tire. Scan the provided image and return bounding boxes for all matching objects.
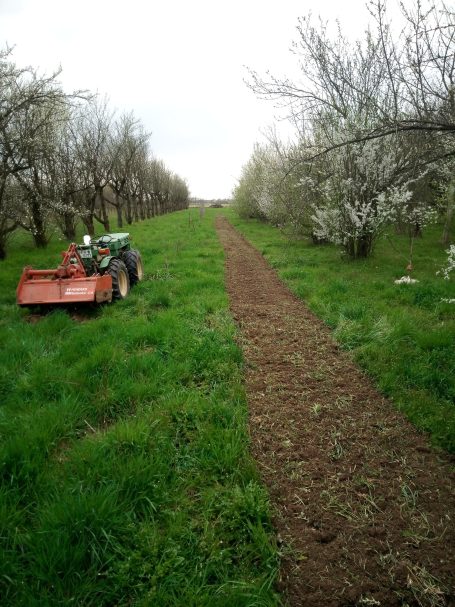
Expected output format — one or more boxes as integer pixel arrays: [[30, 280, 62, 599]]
[[123, 249, 144, 286], [105, 258, 130, 300]]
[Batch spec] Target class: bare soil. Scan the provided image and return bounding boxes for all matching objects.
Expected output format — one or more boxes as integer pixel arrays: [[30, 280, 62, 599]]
[[216, 217, 455, 607]]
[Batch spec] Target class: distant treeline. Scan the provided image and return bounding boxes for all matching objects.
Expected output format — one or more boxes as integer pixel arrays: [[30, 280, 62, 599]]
[[189, 198, 232, 207], [0, 48, 189, 259]]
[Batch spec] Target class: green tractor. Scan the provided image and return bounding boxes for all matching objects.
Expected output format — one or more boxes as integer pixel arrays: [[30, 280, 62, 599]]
[[78, 233, 144, 300], [17, 233, 144, 306]]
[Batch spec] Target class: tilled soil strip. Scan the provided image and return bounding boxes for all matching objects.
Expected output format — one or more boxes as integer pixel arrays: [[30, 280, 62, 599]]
[[216, 216, 455, 607]]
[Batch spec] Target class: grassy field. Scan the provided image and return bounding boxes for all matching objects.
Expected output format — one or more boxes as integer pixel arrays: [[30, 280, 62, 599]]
[[2, 207, 453, 605], [0, 211, 279, 606], [225, 209, 455, 453]]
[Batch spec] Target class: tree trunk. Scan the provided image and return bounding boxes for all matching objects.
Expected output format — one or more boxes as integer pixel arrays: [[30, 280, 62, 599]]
[[33, 230, 48, 248], [0, 237, 6, 260], [412, 223, 423, 238], [116, 205, 123, 228], [31, 200, 48, 248], [441, 183, 455, 246], [83, 214, 95, 236], [394, 220, 407, 235], [97, 188, 110, 232], [346, 233, 373, 258], [125, 197, 133, 224], [145, 195, 152, 219], [139, 195, 146, 221], [359, 234, 373, 258], [0, 219, 17, 260], [114, 192, 123, 227], [62, 212, 77, 240]]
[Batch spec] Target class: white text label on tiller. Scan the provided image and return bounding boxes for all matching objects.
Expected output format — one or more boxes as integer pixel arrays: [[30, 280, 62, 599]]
[[64, 287, 89, 294]]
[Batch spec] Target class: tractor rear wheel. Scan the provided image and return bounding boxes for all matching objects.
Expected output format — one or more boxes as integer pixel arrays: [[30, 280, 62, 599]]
[[106, 258, 130, 300], [123, 249, 144, 286]]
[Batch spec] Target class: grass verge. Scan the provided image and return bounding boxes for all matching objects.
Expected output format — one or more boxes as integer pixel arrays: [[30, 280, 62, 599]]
[[225, 209, 455, 453], [0, 210, 279, 606]]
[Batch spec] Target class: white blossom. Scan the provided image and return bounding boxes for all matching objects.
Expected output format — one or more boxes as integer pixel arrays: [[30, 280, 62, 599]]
[[394, 276, 419, 284], [439, 245, 455, 280]]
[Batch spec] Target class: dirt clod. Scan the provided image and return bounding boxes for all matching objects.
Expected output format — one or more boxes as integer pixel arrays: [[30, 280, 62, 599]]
[[216, 217, 455, 607]]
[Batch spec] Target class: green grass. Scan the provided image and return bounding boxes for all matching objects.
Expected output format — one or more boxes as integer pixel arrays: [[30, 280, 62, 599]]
[[225, 209, 455, 453], [0, 211, 279, 606]]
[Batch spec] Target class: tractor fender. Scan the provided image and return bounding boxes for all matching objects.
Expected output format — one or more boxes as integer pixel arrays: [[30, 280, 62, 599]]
[[99, 255, 114, 271]]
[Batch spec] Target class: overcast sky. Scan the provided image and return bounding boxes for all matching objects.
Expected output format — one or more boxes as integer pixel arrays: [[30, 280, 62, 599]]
[[0, 0, 373, 199]]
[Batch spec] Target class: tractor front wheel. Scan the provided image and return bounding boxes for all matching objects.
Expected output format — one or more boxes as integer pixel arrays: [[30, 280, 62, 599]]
[[106, 258, 130, 300], [123, 250, 144, 286]]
